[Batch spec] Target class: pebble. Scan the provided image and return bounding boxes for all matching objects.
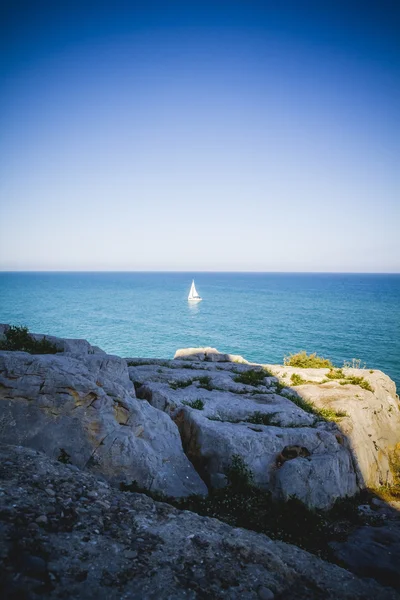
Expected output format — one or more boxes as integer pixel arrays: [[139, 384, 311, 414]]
[[124, 550, 138, 559], [35, 515, 48, 525], [258, 587, 275, 600], [87, 490, 98, 499], [45, 487, 56, 497]]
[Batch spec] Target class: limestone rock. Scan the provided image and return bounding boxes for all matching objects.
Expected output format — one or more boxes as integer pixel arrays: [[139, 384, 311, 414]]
[[130, 352, 400, 509], [176, 408, 358, 508], [0, 350, 207, 497], [1, 444, 398, 600], [330, 522, 400, 589], [174, 346, 249, 363], [271, 364, 400, 488]]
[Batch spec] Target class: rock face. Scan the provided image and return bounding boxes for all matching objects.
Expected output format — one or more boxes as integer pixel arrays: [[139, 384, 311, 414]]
[[1, 327, 399, 511], [272, 365, 400, 488], [129, 349, 400, 509], [1, 444, 398, 600], [0, 336, 207, 498], [330, 521, 400, 590]]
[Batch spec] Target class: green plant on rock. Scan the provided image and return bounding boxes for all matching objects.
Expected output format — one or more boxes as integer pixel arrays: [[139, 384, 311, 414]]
[[285, 391, 347, 423], [290, 373, 308, 386], [182, 398, 205, 410], [234, 369, 270, 387], [225, 454, 254, 490], [169, 379, 193, 390], [339, 376, 373, 392], [373, 444, 400, 502], [0, 325, 58, 354], [196, 376, 213, 391], [326, 368, 345, 379], [284, 351, 333, 368], [246, 411, 278, 426]]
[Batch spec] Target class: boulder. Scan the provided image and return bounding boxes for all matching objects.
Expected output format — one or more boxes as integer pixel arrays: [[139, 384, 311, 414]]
[[174, 346, 249, 363], [271, 364, 400, 487], [0, 350, 207, 497], [330, 522, 400, 589]]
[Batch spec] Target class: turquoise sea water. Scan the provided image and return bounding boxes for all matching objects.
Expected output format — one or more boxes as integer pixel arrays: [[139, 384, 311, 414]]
[[0, 272, 399, 389]]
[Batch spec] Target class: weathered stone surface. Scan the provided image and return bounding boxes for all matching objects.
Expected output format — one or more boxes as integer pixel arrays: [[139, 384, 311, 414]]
[[0, 350, 207, 497], [330, 522, 400, 590], [175, 408, 357, 507], [1, 444, 398, 600], [271, 365, 400, 488], [174, 347, 249, 363], [130, 353, 400, 509]]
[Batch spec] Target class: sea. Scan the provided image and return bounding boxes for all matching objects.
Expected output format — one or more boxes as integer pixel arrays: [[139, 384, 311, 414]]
[[0, 272, 399, 390]]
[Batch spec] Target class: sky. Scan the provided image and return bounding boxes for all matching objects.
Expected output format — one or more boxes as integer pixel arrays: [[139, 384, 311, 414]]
[[0, 0, 399, 272]]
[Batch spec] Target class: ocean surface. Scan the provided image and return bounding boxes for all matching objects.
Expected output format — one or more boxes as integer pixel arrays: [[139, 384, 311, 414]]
[[0, 272, 399, 389]]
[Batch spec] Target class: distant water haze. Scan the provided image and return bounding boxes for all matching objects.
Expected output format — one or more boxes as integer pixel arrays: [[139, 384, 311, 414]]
[[0, 272, 399, 389]]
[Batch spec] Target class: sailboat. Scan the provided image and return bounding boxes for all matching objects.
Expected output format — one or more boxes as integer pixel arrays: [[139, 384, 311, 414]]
[[188, 279, 202, 302]]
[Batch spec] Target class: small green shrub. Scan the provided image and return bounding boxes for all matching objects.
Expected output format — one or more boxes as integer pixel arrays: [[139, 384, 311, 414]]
[[290, 373, 308, 386], [170, 379, 193, 390], [182, 398, 204, 410], [0, 325, 58, 354], [284, 351, 333, 368], [225, 454, 254, 490], [286, 391, 347, 422], [340, 376, 373, 392], [246, 411, 278, 426], [196, 376, 213, 390], [326, 368, 345, 379], [373, 444, 400, 501], [315, 407, 348, 422], [234, 369, 270, 386]]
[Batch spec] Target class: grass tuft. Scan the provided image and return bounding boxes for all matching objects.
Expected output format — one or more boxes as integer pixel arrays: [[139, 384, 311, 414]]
[[234, 369, 270, 387], [326, 368, 345, 379], [196, 376, 213, 390], [339, 376, 373, 392], [290, 373, 309, 386], [284, 351, 333, 369], [182, 398, 205, 410], [246, 411, 278, 426], [169, 379, 193, 390]]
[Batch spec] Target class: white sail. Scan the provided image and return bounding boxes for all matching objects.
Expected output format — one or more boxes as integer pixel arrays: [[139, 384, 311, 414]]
[[188, 279, 202, 302]]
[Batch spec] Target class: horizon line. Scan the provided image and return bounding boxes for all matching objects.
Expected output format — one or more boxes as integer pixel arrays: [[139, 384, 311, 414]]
[[1, 270, 400, 275]]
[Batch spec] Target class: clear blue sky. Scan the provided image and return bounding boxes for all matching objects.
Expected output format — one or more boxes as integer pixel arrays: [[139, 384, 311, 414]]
[[1, 0, 399, 272]]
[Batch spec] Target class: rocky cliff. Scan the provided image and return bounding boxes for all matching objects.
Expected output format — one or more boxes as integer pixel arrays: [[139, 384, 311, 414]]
[[0, 327, 399, 597]]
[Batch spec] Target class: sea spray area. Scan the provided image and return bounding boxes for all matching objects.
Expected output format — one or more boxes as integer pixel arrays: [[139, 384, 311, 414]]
[[0, 272, 399, 388]]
